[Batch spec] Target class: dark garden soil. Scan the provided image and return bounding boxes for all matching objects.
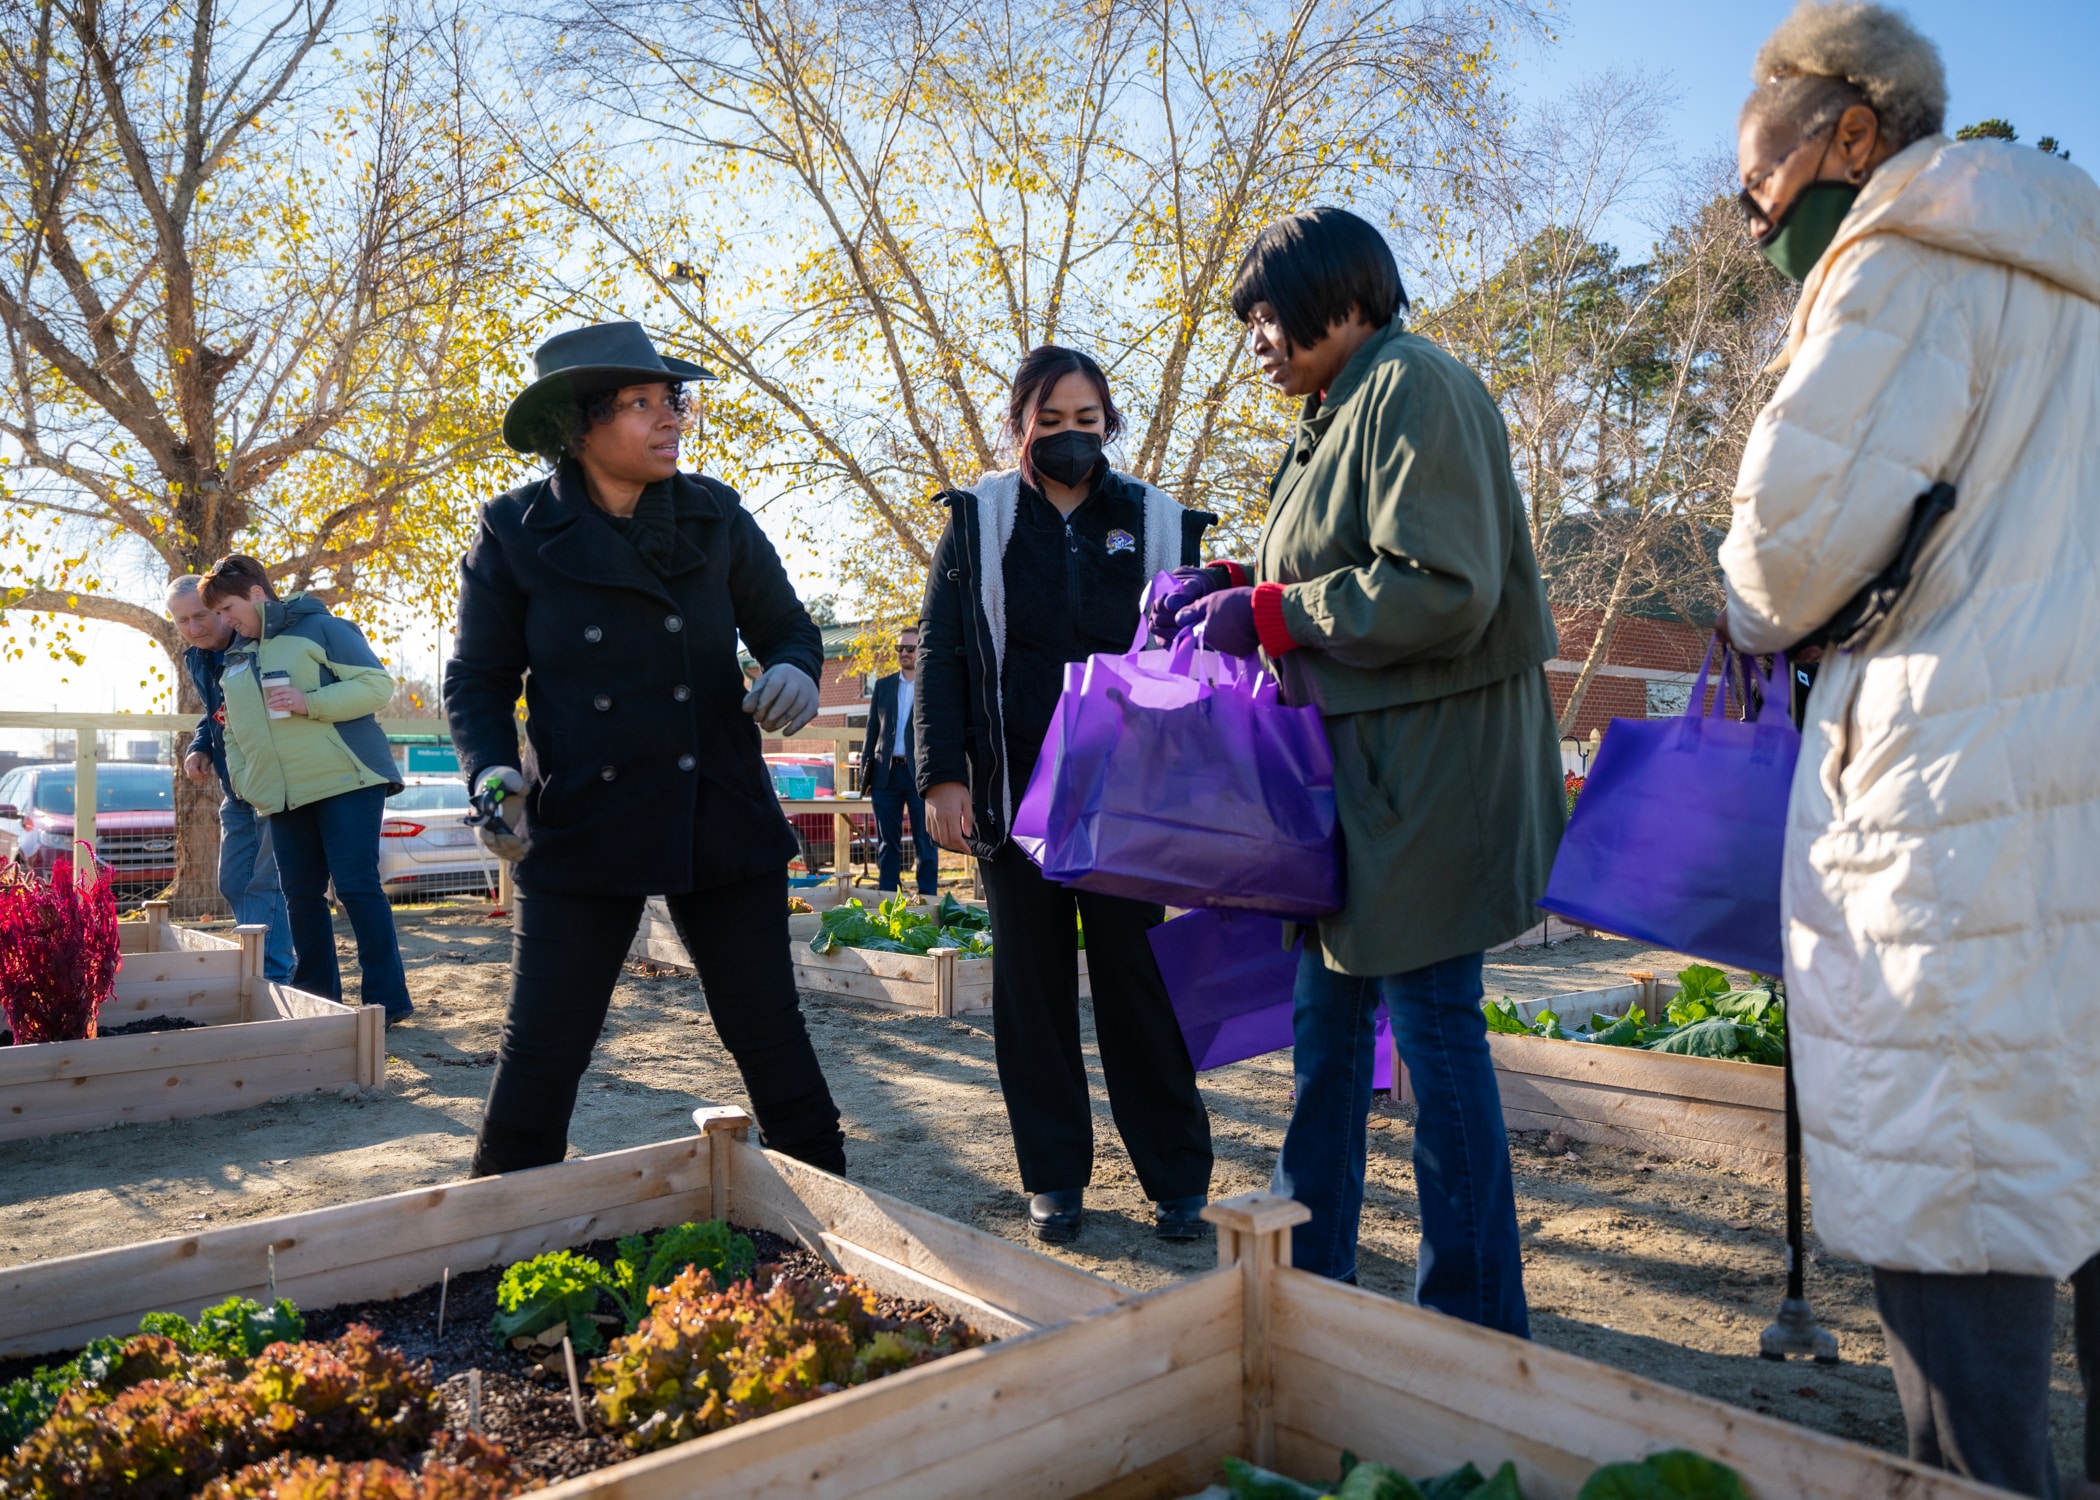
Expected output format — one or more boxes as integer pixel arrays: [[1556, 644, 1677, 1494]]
[[99, 1014, 204, 1037], [1, 1014, 202, 1045], [283, 1226, 985, 1487]]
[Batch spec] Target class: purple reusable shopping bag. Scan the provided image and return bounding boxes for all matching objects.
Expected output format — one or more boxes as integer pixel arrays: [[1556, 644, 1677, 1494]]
[[1013, 577, 1343, 920], [1149, 908, 1395, 1086], [1539, 643, 1799, 975]]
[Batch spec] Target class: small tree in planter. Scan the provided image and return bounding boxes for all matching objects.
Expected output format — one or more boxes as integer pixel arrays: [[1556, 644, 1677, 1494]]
[[0, 860, 121, 1044]]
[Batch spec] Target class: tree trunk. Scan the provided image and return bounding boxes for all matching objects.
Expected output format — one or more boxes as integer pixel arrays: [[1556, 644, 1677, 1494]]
[[166, 647, 223, 921], [1555, 556, 1639, 739]]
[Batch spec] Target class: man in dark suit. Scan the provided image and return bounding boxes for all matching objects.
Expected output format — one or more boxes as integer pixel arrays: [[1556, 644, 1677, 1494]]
[[861, 628, 939, 896]]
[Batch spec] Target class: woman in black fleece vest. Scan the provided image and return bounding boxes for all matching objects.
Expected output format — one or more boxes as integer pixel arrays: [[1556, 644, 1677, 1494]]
[[914, 345, 1216, 1244]]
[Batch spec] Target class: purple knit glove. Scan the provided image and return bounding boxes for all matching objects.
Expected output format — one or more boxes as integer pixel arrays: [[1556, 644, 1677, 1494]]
[[1174, 586, 1259, 655], [1147, 566, 1218, 643]]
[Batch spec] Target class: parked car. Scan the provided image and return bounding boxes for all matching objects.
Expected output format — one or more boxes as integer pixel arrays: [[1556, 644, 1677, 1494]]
[[377, 777, 497, 902], [762, 753, 873, 871], [0, 763, 175, 899]]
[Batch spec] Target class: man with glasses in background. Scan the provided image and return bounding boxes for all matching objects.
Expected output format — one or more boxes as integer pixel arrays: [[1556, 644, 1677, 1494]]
[[166, 574, 295, 982], [859, 628, 939, 898]]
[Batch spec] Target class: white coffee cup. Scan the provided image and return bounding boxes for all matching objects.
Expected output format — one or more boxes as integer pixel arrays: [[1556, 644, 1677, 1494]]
[[260, 669, 293, 719]]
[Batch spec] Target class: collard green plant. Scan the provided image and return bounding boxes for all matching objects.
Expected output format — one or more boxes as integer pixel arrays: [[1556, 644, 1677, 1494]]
[[809, 895, 993, 958], [592, 1266, 983, 1451], [1575, 1448, 1751, 1499], [1480, 967, 1785, 1067]]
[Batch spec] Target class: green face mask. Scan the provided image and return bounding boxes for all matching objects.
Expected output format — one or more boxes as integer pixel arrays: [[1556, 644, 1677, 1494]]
[[1757, 180, 1860, 283]]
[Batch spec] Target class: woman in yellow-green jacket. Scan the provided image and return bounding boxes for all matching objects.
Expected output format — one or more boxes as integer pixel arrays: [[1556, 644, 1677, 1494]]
[[201, 554, 413, 1023]]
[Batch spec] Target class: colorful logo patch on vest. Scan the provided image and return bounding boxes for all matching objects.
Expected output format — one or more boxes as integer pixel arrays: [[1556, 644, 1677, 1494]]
[[1105, 528, 1136, 554]]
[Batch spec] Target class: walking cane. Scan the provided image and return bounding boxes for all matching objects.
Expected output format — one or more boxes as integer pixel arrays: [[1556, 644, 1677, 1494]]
[[1759, 1020, 1837, 1363], [1759, 652, 1837, 1364]]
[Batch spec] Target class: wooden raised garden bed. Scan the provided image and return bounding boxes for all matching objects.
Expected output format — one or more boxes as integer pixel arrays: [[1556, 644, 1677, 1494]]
[[511, 1191, 1991, 1500], [1, 903, 383, 1142], [0, 1107, 1122, 1361], [1487, 981, 1786, 1175]]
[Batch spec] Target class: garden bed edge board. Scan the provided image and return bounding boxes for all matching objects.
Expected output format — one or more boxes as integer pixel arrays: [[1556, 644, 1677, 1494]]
[[0, 1117, 1127, 1359], [526, 1192, 1998, 1500], [1, 911, 382, 1142], [1487, 983, 1786, 1175]]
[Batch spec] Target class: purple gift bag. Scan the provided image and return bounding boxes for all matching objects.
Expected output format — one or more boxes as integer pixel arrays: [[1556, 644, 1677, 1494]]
[[1539, 643, 1799, 975], [1012, 577, 1343, 920], [1148, 908, 1396, 1087]]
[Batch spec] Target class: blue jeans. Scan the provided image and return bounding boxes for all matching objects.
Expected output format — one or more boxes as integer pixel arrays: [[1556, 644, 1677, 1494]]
[[1276, 946, 1528, 1336], [870, 777, 938, 895], [270, 784, 413, 1020], [216, 796, 294, 982]]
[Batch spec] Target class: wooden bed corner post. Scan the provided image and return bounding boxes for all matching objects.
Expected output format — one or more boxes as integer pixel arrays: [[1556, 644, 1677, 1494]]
[[141, 899, 171, 951], [355, 1003, 385, 1088], [692, 1105, 753, 1225], [1203, 1192, 1312, 1470], [233, 923, 266, 1018], [930, 948, 959, 1019]]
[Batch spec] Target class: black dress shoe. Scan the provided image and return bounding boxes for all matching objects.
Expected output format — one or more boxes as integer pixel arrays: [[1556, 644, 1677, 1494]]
[[1154, 1194, 1211, 1241], [1028, 1189, 1085, 1243]]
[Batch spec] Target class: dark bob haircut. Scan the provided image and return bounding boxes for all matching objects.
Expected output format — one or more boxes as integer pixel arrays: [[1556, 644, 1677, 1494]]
[[1230, 206, 1407, 351], [1005, 345, 1124, 446], [199, 554, 278, 608], [522, 377, 691, 468]]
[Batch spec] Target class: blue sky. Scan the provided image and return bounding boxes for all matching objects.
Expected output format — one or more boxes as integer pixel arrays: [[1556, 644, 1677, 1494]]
[[1506, 0, 2098, 243]]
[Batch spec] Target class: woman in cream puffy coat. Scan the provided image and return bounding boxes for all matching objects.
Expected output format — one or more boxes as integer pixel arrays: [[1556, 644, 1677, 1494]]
[[1722, 5, 2100, 1494]]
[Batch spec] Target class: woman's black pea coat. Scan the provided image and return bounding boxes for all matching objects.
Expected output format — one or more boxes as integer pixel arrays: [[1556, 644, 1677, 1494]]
[[443, 462, 822, 897]]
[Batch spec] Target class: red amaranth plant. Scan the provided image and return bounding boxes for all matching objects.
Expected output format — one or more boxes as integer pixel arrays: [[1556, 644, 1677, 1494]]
[[0, 858, 121, 1044]]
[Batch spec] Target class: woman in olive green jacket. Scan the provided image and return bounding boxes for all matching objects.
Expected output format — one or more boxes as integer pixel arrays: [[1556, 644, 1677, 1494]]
[[1165, 207, 1563, 1331]]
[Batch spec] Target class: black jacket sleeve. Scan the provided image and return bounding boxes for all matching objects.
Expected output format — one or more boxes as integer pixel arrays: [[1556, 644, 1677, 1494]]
[[443, 507, 531, 788], [724, 497, 822, 684], [913, 509, 972, 794]]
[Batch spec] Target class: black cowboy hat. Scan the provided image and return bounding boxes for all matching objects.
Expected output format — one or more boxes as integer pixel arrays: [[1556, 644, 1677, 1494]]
[[502, 321, 718, 453]]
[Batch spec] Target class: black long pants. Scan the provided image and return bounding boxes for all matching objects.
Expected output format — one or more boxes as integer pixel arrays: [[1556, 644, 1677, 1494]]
[[471, 867, 844, 1176], [1873, 1266, 2060, 1497], [978, 843, 1211, 1201]]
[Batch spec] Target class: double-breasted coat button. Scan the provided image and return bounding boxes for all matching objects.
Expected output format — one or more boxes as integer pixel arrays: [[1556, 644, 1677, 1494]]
[[664, 614, 683, 633], [677, 754, 696, 771], [593, 694, 612, 711], [599, 765, 617, 781], [584, 625, 603, 642], [672, 685, 690, 702]]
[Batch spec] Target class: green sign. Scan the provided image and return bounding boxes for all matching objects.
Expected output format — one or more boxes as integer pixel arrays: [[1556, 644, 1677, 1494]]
[[404, 743, 461, 774]]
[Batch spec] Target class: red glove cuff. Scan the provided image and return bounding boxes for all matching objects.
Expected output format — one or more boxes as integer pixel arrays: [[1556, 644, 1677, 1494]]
[[1207, 559, 1249, 588], [1251, 582, 1298, 656]]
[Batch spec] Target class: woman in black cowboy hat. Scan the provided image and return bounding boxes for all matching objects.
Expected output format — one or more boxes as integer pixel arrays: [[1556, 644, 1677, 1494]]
[[444, 320, 846, 1175]]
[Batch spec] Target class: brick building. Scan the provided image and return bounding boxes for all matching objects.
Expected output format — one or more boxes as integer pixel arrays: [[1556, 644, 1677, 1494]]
[[1546, 607, 1716, 743]]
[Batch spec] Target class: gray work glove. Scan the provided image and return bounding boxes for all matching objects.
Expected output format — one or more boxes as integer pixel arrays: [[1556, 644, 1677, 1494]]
[[741, 662, 820, 734], [469, 766, 529, 862]]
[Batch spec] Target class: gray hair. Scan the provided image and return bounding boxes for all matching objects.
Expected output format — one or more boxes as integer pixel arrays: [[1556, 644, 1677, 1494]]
[[164, 573, 205, 605], [1742, 1, 1947, 152]]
